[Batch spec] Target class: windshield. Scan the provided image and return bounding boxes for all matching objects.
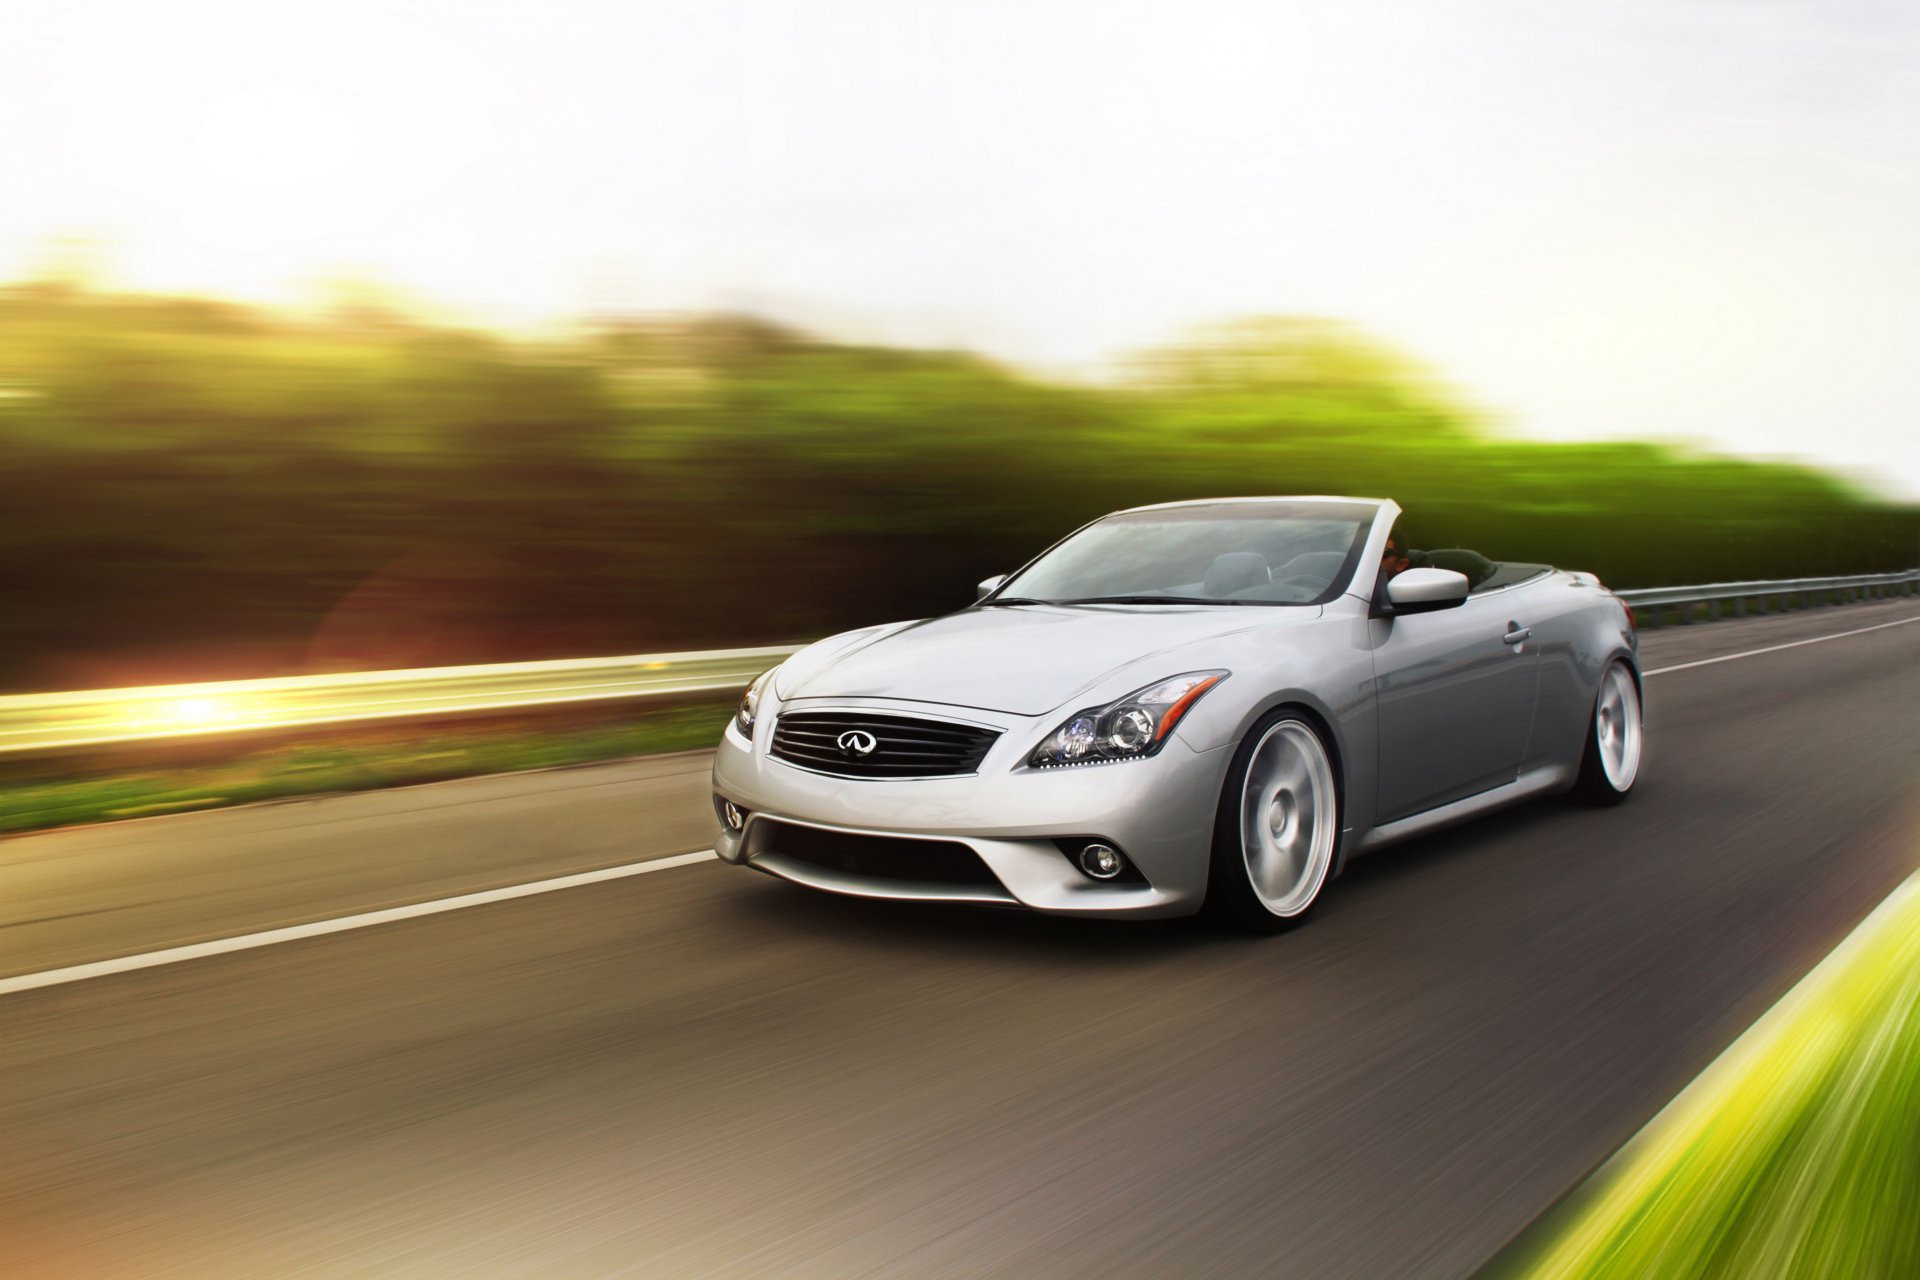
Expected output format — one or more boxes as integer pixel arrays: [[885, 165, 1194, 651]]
[[993, 501, 1377, 607]]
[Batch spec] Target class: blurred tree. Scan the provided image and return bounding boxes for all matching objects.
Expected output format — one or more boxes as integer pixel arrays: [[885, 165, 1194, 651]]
[[0, 284, 1910, 690]]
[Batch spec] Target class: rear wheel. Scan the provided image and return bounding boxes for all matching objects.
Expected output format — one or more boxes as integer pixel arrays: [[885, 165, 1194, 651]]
[[1206, 712, 1341, 933], [1573, 661, 1642, 805]]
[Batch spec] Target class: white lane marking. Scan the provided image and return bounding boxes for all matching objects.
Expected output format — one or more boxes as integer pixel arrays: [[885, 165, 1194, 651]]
[[0, 850, 718, 998], [1644, 613, 1920, 676]]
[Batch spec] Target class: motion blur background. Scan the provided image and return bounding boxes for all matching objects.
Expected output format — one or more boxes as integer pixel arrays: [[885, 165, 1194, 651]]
[[3, 0, 1917, 692], [4, 8, 1920, 1276]]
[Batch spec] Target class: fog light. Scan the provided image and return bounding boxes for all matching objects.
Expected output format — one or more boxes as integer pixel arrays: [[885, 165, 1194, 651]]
[[721, 800, 745, 831], [1079, 842, 1124, 880]]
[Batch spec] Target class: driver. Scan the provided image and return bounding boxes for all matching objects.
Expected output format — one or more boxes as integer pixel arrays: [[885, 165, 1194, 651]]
[[1375, 532, 1427, 602], [1380, 533, 1412, 581]]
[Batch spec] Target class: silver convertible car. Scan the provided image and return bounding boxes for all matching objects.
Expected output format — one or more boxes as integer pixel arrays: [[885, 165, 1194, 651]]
[[711, 496, 1642, 930]]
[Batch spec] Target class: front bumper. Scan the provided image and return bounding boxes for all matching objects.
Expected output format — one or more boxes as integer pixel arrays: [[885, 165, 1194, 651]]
[[710, 697, 1231, 918]]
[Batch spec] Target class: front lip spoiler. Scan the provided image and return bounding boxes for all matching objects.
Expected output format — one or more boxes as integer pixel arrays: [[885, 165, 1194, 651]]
[[748, 853, 1021, 907]]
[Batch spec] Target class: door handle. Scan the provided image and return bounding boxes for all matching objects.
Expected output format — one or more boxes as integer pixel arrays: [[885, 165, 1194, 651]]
[[1503, 625, 1532, 646]]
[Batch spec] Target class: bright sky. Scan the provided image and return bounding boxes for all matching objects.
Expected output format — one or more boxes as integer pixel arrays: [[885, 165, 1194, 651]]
[[7, 0, 1918, 496]]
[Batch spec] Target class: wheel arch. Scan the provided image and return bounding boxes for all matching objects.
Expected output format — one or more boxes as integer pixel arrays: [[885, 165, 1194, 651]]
[[1594, 645, 1643, 704], [1208, 696, 1352, 888]]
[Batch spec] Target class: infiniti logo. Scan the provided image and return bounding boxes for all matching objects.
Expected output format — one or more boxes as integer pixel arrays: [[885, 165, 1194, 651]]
[[836, 729, 879, 758]]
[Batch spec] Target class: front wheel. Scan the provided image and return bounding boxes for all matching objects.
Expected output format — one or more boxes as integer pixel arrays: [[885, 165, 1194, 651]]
[[1205, 712, 1342, 933], [1572, 661, 1643, 805]]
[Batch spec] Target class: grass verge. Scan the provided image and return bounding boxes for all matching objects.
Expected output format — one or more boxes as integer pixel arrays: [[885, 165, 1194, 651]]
[[0, 697, 735, 837], [1494, 871, 1920, 1279]]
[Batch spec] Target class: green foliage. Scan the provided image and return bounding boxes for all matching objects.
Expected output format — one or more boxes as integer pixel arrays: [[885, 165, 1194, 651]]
[[1503, 879, 1920, 1279], [0, 283, 1912, 689]]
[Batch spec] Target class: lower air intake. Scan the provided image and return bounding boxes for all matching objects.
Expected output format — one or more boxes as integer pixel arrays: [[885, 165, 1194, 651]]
[[748, 820, 1002, 889]]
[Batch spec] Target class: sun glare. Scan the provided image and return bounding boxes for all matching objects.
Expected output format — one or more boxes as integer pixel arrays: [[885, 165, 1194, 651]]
[[168, 698, 227, 725], [189, 89, 363, 193], [25, 1, 514, 309]]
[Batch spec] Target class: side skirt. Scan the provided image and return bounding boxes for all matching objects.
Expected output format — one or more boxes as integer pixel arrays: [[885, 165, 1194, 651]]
[[1350, 762, 1576, 855]]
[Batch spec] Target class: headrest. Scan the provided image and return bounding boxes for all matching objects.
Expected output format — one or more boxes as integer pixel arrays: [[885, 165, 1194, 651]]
[[1275, 551, 1345, 582], [1203, 551, 1270, 597], [1423, 548, 1497, 588]]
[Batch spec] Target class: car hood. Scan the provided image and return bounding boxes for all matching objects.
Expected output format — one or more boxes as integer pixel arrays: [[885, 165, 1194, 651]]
[[776, 604, 1322, 715]]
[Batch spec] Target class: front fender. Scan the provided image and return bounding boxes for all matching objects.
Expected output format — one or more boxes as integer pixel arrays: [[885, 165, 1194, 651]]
[[1165, 605, 1381, 848]]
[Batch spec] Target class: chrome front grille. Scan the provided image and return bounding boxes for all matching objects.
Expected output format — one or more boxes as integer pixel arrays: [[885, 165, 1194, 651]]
[[770, 711, 1000, 778]]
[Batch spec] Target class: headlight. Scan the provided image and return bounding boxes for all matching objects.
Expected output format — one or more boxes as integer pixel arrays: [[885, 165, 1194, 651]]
[[1028, 670, 1227, 768], [734, 668, 775, 738]]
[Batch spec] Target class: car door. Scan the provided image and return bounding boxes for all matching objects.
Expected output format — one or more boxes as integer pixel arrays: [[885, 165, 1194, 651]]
[[1368, 589, 1541, 822]]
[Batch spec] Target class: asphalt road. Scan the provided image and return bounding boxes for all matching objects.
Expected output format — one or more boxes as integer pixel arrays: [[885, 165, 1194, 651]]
[[2, 601, 1917, 1279]]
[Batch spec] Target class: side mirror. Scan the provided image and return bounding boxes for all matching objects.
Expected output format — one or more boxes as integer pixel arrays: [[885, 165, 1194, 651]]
[[1382, 567, 1470, 616], [975, 574, 1007, 602]]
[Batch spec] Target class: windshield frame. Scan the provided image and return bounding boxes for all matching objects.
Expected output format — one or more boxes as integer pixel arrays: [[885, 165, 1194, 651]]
[[983, 498, 1384, 610]]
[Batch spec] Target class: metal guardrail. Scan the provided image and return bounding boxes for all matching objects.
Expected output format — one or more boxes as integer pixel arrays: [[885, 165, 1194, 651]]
[[1, 569, 1913, 753], [0, 644, 804, 756], [1618, 569, 1920, 625]]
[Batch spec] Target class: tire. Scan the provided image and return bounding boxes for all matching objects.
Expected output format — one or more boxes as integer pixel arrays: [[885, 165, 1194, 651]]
[[1572, 660, 1643, 806], [1205, 711, 1343, 933]]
